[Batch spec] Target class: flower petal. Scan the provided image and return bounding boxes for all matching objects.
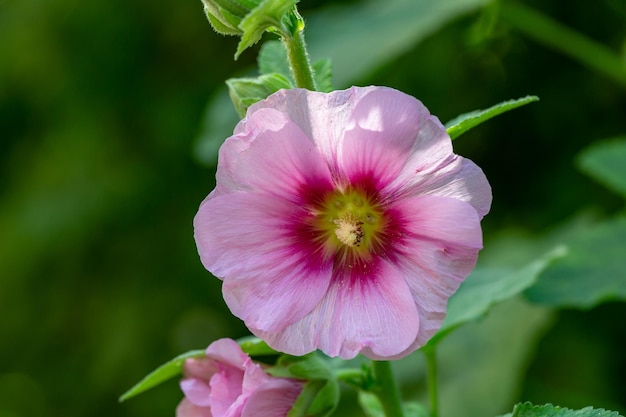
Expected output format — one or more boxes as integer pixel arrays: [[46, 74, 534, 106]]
[[194, 193, 333, 331], [218, 107, 333, 201], [205, 339, 247, 370], [388, 149, 492, 218], [253, 259, 420, 359], [242, 378, 304, 417], [388, 195, 483, 354], [338, 87, 444, 189], [180, 378, 213, 407], [176, 398, 213, 417]]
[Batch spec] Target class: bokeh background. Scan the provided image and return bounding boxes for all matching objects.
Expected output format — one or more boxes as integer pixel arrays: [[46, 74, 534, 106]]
[[1, 0, 625, 416]]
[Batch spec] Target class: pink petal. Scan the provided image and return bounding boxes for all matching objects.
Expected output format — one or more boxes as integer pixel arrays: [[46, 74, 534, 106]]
[[240, 357, 272, 398], [209, 368, 244, 417], [389, 195, 484, 354], [253, 259, 420, 359], [180, 378, 213, 407], [389, 151, 492, 219], [182, 357, 218, 381], [243, 88, 357, 173], [176, 398, 213, 417], [194, 193, 333, 331], [339, 88, 443, 189], [218, 107, 333, 200], [205, 339, 248, 370], [241, 378, 304, 417]]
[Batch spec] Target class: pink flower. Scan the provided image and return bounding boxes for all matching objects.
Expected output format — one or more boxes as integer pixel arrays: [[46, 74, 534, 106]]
[[194, 86, 491, 359], [176, 338, 304, 417]]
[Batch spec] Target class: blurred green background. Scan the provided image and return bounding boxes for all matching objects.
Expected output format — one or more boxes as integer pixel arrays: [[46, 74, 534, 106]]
[[1, 0, 625, 416]]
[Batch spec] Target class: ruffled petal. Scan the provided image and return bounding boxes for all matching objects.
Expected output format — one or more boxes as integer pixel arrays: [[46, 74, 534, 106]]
[[254, 258, 420, 359], [180, 378, 213, 407], [218, 107, 333, 201], [176, 398, 213, 417], [194, 193, 333, 331], [338, 87, 440, 189], [205, 339, 248, 370], [241, 378, 304, 417], [388, 195, 483, 355], [182, 357, 218, 381], [387, 147, 492, 218]]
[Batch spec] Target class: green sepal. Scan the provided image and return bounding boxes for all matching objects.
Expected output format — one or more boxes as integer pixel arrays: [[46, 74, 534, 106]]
[[445, 95, 539, 140], [237, 336, 280, 356], [500, 402, 624, 417], [118, 349, 205, 403], [226, 72, 292, 117], [202, 0, 253, 35], [268, 354, 339, 417], [236, 0, 298, 59]]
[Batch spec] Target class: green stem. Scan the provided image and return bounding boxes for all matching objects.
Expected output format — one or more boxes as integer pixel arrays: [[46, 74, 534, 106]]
[[500, 1, 626, 89], [373, 360, 405, 417], [335, 368, 365, 382], [423, 346, 439, 417], [283, 29, 317, 90]]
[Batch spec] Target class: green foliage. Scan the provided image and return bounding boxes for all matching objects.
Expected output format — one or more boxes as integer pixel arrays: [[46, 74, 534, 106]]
[[237, 0, 299, 58], [238, 336, 279, 356], [226, 73, 292, 117], [358, 391, 384, 417], [577, 138, 626, 200], [270, 354, 339, 417], [445, 96, 539, 140], [502, 402, 624, 417], [195, 0, 491, 164], [118, 350, 205, 402], [305, 0, 491, 87], [525, 217, 626, 307], [427, 247, 566, 346]]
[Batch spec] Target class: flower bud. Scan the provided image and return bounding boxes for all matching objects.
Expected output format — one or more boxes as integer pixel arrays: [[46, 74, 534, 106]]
[[201, 0, 260, 36], [200, 0, 299, 58]]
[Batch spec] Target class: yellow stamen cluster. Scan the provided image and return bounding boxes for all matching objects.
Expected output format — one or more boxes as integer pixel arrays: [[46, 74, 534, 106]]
[[313, 188, 385, 258]]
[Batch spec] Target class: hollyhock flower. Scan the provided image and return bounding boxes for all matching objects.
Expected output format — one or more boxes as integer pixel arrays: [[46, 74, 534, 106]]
[[194, 86, 492, 359], [176, 338, 303, 417]]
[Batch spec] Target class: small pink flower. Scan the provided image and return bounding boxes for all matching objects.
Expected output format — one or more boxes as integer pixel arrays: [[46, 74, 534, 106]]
[[176, 338, 303, 417], [194, 86, 492, 359]]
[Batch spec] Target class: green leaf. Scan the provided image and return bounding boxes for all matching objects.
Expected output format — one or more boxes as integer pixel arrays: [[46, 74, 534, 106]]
[[427, 246, 566, 346], [236, 0, 297, 58], [271, 354, 339, 417], [258, 40, 293, 81], [312, 58, 333, 92], [226, 72, 292, 117], [357, 391, 384, 417], [577, 137, 626, 199], [404, 402, 430, 417], [525, 216, 626, 308], [305, 0, 491, 87], [504, 402, 624, 417], [445, 96, 539, 140], [118, 349, 205, 402]]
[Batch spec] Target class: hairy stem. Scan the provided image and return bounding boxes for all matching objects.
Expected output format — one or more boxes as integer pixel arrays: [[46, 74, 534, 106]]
[[283, 29, 317, 90]]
